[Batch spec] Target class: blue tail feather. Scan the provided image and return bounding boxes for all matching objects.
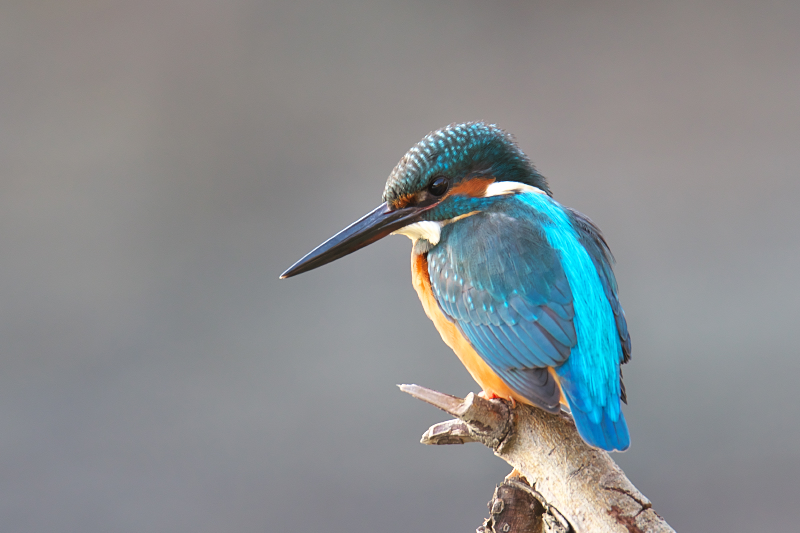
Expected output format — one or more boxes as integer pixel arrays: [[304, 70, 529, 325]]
[[558, 362, 630, 451], [569, 402, 630, 452]]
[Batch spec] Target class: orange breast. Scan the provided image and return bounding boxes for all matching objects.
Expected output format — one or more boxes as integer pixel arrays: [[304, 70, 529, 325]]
[[410, 252, 531, 405]]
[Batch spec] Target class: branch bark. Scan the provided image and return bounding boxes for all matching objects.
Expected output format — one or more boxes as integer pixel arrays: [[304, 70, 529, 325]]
[[399, 384, 674, 533]]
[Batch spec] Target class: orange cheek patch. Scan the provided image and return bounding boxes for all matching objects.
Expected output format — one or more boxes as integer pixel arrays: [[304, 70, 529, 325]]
[[391, 176, 496, 209], [446, 176, 496, 199]]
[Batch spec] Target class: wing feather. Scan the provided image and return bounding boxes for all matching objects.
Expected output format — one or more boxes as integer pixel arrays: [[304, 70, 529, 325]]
[[428, 210, 573, 410]]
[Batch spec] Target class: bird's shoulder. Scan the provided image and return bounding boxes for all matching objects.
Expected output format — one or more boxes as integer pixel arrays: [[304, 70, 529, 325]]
[[433, 199, 571, 313]]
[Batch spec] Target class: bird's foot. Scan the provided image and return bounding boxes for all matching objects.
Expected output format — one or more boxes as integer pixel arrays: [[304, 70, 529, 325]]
[[478, 390, 516, 408], [478, 390, 500, 400]]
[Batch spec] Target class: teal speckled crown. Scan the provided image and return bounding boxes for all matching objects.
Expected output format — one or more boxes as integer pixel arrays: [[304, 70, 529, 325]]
[[382, 122, 551, 204]]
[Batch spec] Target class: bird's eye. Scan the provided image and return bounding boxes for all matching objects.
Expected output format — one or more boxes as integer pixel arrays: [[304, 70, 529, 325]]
[[428, 176, 449, 197]]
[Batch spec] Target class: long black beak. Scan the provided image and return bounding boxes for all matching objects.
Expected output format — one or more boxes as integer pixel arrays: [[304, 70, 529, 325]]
[[280, 202, 429, 279]]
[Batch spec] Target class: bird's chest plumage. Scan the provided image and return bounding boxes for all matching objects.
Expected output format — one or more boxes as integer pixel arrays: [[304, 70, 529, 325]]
[[410, 251, 528, 404]]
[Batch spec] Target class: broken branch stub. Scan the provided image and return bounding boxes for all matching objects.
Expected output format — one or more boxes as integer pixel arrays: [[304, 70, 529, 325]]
[[399, 384, 675, 533], [399, 385, 513, 449]]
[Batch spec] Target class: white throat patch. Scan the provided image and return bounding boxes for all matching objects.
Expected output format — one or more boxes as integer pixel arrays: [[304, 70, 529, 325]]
[[391, 211, 480, 247], [391, 220, 443, 246]]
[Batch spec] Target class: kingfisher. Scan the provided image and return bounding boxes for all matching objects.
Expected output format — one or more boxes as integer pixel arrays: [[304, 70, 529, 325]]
[[281, 123, 631, 451]]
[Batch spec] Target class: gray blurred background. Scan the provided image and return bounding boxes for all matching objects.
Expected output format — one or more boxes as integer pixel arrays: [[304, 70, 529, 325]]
[[1, 1, 798, 531]]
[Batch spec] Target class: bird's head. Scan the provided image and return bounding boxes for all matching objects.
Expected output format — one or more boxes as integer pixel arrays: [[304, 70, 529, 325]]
[[281, 122, 550, 278]]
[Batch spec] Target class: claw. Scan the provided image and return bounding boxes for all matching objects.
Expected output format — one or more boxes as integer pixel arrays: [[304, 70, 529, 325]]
[[478, 389, 516, 408]]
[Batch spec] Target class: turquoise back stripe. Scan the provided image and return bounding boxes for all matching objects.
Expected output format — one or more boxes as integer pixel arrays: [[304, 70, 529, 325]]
[[518, 192, 621, 422]]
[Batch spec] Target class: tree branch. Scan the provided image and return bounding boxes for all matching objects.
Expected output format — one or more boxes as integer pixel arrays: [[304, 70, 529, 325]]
[[399, 384, 674, 533]]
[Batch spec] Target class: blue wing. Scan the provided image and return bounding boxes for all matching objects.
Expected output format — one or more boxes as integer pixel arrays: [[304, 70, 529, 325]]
[[428, 207, 575, 412], [428, 196, 630, 450], [568, 208, 632, 369]]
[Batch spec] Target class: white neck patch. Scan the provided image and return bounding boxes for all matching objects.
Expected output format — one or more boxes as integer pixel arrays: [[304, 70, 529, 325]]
[[391, 220, 443, 246], [484, 181, 546, 197], [391, 211, 479, 247]]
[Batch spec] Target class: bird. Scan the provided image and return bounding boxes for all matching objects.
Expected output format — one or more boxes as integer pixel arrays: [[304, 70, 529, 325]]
[[281, 122, 631, 451]]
